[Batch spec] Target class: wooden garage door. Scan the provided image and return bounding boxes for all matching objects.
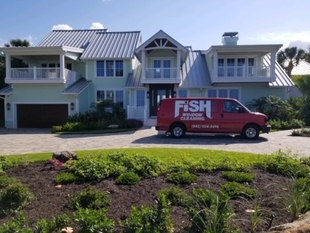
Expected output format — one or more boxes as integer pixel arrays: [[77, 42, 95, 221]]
[[17, 104, 68, 128]]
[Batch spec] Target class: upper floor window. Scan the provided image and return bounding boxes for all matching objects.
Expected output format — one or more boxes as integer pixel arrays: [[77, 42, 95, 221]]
[[152, 59, 172, 78], [96, 60, 124, 77]]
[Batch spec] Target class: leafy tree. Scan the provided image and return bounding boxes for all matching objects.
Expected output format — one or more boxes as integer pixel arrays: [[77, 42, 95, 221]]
[[277, 47, 305, 77]]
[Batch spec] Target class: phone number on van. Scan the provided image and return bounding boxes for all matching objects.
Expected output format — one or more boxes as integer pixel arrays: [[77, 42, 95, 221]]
[[191, 124, 219, 129]]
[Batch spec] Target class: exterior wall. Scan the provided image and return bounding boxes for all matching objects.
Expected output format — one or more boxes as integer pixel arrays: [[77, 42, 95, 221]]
[[77, 86, 91, 113], [189, 89, 205, 97], [5, 84, 75, 128], [240, 84, 287, 104]]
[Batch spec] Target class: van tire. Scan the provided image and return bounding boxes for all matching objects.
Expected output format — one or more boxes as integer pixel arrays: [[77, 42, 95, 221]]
[[170, 124, 185, 138], [242, 124, 259, 139]]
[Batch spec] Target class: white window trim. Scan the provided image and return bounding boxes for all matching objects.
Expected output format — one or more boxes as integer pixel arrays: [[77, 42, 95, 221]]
[[94, 60, 125, 78], [151, 57, 174, 68], [40, 61, 74, 70], [217, 55, 257, 67], [205, 87, 241, 100]]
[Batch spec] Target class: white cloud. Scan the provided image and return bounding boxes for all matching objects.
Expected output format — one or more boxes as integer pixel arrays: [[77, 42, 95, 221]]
[[251, 31, 310, 50], [90, 22, 104, 29], [24, 35, 34, 46], [52, 24, 73, 30]]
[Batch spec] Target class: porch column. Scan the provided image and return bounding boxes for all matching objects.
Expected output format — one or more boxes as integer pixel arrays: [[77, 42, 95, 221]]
[[270, 51, 276, 80], [142, 50, 146, 80], [177, 49, 181, 80], [213, 52, 218, 78], [59, 54, 65, 80], [5, 54, 11, 79]]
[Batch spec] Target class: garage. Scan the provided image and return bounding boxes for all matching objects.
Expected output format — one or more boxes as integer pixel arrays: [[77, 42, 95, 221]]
[[17, 104, 68, 128]]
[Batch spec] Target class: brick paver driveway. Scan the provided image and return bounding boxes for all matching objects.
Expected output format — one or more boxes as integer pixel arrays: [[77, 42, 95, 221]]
[[0, 127, 309, 157]]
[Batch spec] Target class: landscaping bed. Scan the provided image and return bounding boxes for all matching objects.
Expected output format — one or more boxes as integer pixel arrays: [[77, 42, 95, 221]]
[[1, 151, 305, 233]]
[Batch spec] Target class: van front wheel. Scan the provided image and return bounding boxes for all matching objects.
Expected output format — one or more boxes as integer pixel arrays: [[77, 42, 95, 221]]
[[242, 124, 259, 140], [171, 124, 185, 138]]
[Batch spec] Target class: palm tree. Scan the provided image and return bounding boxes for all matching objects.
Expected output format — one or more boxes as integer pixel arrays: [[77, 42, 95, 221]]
[[4, 39, 30, 47], [277, 47, 305, 77]]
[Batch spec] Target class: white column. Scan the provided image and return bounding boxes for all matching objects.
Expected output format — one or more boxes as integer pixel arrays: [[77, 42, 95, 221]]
[[33, 67, 37, 79], [177, 49, 181, 80], [60, 54, 65, 80], [270, 51, 276, 80], [213, 52, 218, 78], [5, 54, 11, 79], [142, 50, 146, 80]]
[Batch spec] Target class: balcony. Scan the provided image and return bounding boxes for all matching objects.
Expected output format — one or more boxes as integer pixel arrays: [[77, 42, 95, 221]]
[[5, 67, 80, 87], [211, 65, 273, 83], [141, 68, 181, 84]]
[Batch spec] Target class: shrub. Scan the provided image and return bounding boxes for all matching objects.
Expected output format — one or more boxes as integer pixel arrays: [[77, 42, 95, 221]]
[[34, 213, 71, 233], [53, 172, 77, 184], [262, 150, 310, 178], [221, 171, 255, 183], [270, 119, 305, 130], [0, 183, 35, 215], [120, 119, 143, 129], [66, 186, 110, 210], [116, 172, 140, 185], [167, 171, 197, 185], [221, 182, 257, 199], [0, 156, 13, 175], [292, 128, 310, 137], [0, 175, 17, 189], [158, 186, 192, 207], [73, 208, 114, 233], [0, 211, 32, 233], [122, 194, 174, 233], [187, 188, 236, 233]]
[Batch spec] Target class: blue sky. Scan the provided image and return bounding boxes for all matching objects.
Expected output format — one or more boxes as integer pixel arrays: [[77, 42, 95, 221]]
[[1, 0, 309, 50]]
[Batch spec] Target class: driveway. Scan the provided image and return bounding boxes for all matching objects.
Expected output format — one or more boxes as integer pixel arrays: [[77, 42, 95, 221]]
[[0, 127, 309, 157]]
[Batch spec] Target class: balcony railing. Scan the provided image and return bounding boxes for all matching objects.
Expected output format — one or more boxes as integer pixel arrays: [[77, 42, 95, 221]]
[[215, 65, 271, 78], [145, 68, 177, 79], [7, 67, 79, 85]]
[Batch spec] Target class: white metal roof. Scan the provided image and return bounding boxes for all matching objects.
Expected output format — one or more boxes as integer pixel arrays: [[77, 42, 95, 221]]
[[81, 31, 141, 59], [36, 29, 141, 59], [291, 61, 310, 76], [62, 78, 92, 95], [0, 85, 13, 95]]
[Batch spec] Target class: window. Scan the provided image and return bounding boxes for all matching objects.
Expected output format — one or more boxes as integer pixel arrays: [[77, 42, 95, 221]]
[[153, 58, 172, 78], [207, 89, 217, 97], [136, 90, 145, 106], [96, 90, 124, 107], [223, 100, 242, 113], [97, 61, 105, 77], [218, 58, 224, 77], [115, 60, 124, 77], [178, 89, 188, 97], [227, 58, 235, 77], [207, 88, 240, 100], [96, 60, 124, 77], [237, 58, 245, 77], [106, 60, 114, 77]]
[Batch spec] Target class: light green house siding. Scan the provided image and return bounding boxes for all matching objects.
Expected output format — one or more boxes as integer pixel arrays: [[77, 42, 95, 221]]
[[77, 87, 91, 113]]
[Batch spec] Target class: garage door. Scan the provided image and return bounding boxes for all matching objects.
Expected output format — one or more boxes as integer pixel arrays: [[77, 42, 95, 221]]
[[17, 104, 68, 128]]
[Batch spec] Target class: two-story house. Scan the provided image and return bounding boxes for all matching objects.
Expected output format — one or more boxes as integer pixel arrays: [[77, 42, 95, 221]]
[[0, 29, 294, 128]]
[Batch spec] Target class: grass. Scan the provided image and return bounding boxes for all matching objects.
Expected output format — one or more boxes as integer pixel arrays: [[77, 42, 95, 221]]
[[53, 127, 141, 135], [2, 148, 265, 165]]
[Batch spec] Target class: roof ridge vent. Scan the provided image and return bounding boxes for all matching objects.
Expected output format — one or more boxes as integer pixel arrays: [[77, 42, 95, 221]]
[[222, 32, 239, 46]]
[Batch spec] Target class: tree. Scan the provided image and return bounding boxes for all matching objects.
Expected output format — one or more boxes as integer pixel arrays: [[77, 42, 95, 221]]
[[277, 47, 305, 77], [4, 39, 30, 48]]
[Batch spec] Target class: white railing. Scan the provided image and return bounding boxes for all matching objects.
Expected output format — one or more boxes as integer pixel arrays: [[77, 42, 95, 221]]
[[215, 65, 270, 78], [64, 69, 79, 87], [145, 68, 177, 79], [127, 105, 146, 124], [9, 68, 80, 84]]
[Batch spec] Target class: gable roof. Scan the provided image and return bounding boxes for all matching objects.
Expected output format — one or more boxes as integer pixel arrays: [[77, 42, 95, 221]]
[[135, 30, 188, 64], [36, 29, 141, 59]]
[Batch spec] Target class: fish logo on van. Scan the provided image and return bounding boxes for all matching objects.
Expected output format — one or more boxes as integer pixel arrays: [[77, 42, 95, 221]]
[[175, 100, 211, 119]]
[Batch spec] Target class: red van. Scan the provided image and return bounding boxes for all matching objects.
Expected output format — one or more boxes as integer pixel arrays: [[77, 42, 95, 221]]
[[155, 97, 270, 139]]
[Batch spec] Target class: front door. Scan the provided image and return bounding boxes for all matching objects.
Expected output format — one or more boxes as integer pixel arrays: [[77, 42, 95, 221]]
[[149, 84, 174, 117]]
